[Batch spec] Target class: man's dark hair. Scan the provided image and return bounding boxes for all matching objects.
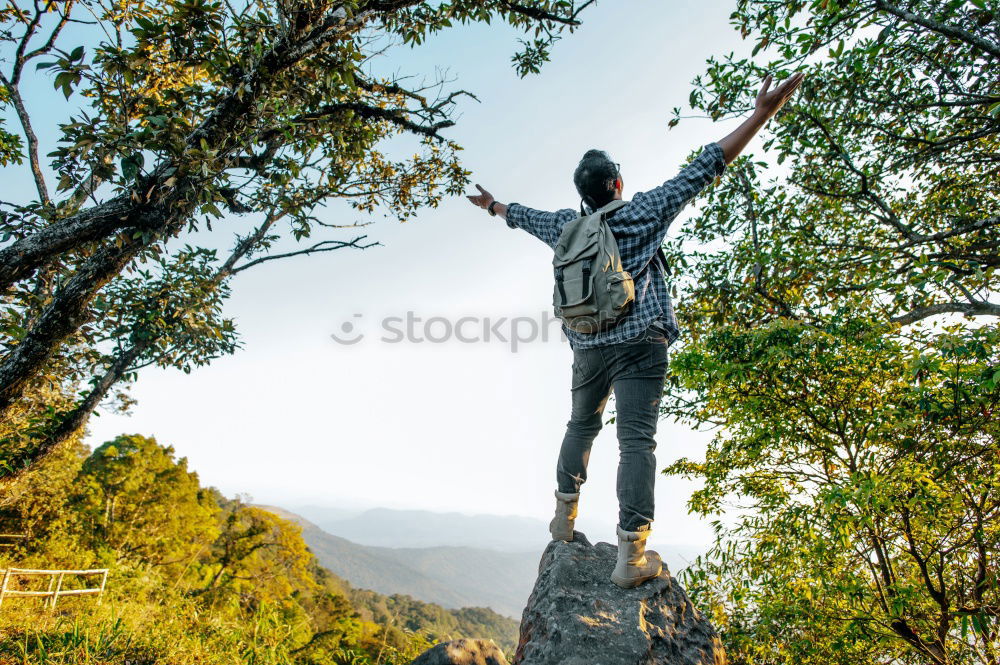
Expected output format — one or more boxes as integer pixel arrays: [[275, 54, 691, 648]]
[[573, 149, 619, 213]]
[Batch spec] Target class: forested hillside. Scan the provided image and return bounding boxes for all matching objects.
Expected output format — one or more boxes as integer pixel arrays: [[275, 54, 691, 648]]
[[350, 591, 519, 652], [264, 505, 535, 618], [0, 433, 516, 663]]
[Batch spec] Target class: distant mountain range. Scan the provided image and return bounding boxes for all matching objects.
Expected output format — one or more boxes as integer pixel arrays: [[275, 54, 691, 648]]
[[261, 505, 538, 618], [287, 504, 551, 552], [288, 503, 707, 568]]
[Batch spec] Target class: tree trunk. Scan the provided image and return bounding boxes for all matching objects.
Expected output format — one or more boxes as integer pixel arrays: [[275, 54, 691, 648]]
[[0, 226, 156, 415]]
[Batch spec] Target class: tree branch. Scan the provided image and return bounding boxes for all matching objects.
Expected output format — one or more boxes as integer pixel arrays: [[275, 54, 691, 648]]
[[230, 235, 377, 273], [798, 109, 919, 242], [261, 101, 456, 144], [502, 0, 596, 26], [891, 301, 1000, 326], [894, 216, 1000, 250], [14, 0, 75, 85], [873, 0, 1000, 60], [0, 71, 50, 204], [0, 194, 136, 290]]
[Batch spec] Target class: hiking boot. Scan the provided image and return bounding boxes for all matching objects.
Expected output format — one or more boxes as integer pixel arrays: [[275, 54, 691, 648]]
[[610, 524, 662, 588], [548, 490, 579, 542]]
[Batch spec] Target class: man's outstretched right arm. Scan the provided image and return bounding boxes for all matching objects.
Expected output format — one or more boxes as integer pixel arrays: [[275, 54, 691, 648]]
[[466, 185, 574, 248], [628, 72, 805, 229]]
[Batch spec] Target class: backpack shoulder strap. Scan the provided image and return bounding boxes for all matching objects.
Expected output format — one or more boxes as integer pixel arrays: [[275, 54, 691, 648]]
[[580, 199, 628, 218], [655, 247, 671, 277]]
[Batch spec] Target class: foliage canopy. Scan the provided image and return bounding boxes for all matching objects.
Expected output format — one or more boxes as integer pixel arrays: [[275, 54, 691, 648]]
[[664, 1, 999, 662]]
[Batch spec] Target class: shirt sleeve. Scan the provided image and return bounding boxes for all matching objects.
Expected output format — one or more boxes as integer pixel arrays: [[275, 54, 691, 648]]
[[505, 203, 577, 248], [629, 142, 726, 226]]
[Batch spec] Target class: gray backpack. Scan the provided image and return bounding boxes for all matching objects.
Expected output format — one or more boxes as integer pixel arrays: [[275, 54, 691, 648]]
[[552, 200, 635, 333]]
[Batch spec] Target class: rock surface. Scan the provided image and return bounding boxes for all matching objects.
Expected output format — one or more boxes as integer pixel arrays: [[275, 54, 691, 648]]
[[410, 638, 509, 665], [513, 531, 726, 665]]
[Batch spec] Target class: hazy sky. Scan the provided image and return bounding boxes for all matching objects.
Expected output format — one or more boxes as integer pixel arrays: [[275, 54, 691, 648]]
[[4, 0, 767, 552]]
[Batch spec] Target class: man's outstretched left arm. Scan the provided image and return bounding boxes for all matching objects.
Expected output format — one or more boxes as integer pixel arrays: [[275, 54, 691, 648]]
[[717, 72, 805, 164]]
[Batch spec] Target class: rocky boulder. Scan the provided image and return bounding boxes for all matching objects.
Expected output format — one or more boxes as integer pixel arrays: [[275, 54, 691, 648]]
[[410, 638, 509, 665], [513, 531, 726, 665]]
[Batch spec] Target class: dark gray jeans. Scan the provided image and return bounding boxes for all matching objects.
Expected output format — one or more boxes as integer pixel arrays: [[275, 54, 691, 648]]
[[556, 325, 669, 532]]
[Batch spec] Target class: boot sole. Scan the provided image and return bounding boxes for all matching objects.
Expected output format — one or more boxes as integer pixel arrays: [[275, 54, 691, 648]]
[[610, 552, 663, 589], [610, 572, 657, 589]]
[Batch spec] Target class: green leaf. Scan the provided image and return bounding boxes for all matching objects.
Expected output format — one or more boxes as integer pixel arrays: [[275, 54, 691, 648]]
[[121, 153, 144, 181], [201, 202, 223, 218]]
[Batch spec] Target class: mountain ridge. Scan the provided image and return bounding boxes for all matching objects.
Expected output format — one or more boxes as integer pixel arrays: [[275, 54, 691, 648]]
[[288, 504, 549, 552], [258, 505, 538, 618]]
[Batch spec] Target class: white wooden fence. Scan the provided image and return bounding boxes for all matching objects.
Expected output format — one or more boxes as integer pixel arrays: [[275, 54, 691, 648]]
[[0, 567, 109, 609], [0, 533, 26, 548]]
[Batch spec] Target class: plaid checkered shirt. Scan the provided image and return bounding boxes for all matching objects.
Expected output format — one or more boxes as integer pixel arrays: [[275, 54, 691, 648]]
[[504, 142, 726, 349]]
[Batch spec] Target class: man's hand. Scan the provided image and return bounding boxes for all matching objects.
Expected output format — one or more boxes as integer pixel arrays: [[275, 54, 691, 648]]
[[718, 71, 806, 164], [754, 72, 805, 121], [466, 184, 495, 210], [466, 184, 508, 220]]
